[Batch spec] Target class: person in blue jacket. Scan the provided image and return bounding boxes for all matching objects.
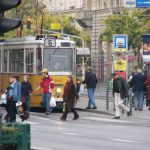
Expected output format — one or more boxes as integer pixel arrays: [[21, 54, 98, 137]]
[[6, 75, 21, 122]]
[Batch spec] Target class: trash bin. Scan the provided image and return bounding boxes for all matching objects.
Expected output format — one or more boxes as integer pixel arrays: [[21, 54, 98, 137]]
[[14, 123, 30, 150]]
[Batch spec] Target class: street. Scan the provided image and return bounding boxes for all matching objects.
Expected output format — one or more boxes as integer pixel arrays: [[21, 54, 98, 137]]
[[21, 111, 150, 150]]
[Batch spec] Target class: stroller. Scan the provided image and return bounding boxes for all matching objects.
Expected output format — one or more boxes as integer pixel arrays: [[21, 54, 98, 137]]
[[16, 101, 29, 122]]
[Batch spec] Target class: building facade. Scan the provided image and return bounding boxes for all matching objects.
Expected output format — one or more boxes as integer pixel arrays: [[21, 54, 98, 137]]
[[42, 0, 125, 81]]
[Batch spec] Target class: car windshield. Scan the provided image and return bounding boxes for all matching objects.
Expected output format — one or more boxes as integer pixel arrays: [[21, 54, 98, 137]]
[[43, 48, 73, 72]]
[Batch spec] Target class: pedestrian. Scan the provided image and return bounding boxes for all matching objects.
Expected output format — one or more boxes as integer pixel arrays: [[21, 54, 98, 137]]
[[4, 76, 13, 121], [21, 75, 32, 112], [35, 68, 55, 115], [144, 72, 150, 110], [6, 75, 21, 122], [130, 69, 144, 111], [60, 75, 79, 121], [82, 67, 97, 109], [111, 73, 130, 119]]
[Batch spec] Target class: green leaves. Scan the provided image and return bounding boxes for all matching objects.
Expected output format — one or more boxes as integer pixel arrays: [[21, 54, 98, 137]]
[[102, 9, 150, 53]]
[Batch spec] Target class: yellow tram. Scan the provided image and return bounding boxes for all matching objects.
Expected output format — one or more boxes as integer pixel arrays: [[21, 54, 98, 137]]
[[0, 35, 76, 109]]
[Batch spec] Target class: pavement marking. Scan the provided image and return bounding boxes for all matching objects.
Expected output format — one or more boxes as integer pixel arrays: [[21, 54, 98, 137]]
[[82, 117, 131, 123], [23, 121, 39, 125], [37, 116, 64, 125], [111, 139, 141, 144], [31, 128, 37, 131], [61, 132, 81, 136], [31, 146, 54, 150]]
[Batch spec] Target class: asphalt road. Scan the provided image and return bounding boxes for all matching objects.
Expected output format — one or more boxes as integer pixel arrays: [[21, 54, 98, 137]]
[[1, 108, 150, 150], [29, 112, 150, 150]]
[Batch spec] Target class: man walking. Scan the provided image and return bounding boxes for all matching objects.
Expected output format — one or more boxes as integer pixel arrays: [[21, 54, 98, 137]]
[[130, 69, 144, 111], [35, 68, 55, 115], [112, 73, 130, 119], [83, 67, 97, 109]]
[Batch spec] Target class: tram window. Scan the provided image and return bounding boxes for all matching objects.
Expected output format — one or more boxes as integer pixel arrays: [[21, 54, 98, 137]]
[[25, 49, 34, 73], [36, 48, 42, 73], [3, 50, 8, 72], [9, 49, 24, 73], [43, 48, 73, 72]]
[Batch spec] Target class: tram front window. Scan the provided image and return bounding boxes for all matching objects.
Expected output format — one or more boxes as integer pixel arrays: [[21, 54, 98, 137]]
[[43, 48, 73, 72]]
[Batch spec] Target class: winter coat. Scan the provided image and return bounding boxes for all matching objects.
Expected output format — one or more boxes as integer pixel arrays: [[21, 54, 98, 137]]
[[113, 77, 128, 99], [83, 71, 97, 89], [63, 82, 79, 109], [144, 75, 150, 100], [130, 73, 144, 92]]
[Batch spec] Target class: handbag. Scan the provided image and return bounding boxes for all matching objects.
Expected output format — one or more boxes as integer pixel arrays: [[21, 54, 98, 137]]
[[50, 97, 56, 108], [0, 93, 7, 105]]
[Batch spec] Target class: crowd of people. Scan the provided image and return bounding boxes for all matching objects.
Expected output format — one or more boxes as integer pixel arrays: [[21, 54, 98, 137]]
[[111, 69, 150, 119]]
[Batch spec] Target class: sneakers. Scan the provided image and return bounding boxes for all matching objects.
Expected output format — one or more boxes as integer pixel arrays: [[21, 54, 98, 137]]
[[86, 107, 91, 109], [92, 107, 97, 109], [113, 116, 120, 119], [46, 112, 50, 115]]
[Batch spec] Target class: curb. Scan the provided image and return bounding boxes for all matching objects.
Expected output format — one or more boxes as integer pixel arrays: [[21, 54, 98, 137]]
[[75, 108, 114, 116]]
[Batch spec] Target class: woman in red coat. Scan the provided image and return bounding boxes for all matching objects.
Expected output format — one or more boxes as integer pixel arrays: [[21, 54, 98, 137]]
[[60, 76, 79, 121], [144, 74, 150, 110]]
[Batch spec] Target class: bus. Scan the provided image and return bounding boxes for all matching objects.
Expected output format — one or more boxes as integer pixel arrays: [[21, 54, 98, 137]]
[[0, 34, 76, 110]]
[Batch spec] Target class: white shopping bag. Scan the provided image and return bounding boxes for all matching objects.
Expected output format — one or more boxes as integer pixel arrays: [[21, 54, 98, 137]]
[[0, 93, 7, 105], [50, 97, 56, 108], [79, 84, 85, 95]]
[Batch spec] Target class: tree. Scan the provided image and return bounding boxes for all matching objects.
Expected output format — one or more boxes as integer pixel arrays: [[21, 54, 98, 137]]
[[102, 9, 142, 53]]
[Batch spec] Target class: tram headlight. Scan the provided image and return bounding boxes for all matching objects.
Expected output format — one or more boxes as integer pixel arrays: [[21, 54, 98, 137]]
[[56, 88, 62, 93]]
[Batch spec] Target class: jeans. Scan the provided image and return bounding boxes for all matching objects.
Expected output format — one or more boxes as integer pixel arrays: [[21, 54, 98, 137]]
[[43, 93, 52, 113], [134, 91, 144, 110], [87, 88, 96, 108], [24, 95, 30, 111]]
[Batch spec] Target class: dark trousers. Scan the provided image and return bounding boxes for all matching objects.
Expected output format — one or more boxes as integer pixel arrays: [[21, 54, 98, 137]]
[[61, 105, 79, 119], [6, 97, 17, 122]]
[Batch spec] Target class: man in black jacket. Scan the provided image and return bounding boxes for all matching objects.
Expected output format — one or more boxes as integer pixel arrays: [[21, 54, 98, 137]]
[[112, 73, 130, 119], [83, 67, 97, 109]]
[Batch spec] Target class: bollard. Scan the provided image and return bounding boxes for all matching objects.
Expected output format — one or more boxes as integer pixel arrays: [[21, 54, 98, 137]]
[[14, 123, 30, 150]]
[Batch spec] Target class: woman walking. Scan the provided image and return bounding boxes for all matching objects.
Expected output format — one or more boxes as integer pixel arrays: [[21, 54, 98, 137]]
[[6, 75, 21, 122], [60, 76, 79, 121], [21, 75, 32, 112]]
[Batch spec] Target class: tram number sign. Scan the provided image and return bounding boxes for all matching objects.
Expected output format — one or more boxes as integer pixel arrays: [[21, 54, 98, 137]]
[[44, 38, 56, 47]]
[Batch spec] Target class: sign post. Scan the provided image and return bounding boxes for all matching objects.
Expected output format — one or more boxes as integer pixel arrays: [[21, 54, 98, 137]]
[[113, 34, 128, 79]]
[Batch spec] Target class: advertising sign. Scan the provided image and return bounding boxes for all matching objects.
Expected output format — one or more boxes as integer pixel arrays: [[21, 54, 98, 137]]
[[114, 60, 127, 71], [113, 34, 128, 78], [50, 23, 61, 30], [142, 34, 150, 63], [136, 0, 150, 8], [125, 0, 136, 7], [113, 35, 128, 53]]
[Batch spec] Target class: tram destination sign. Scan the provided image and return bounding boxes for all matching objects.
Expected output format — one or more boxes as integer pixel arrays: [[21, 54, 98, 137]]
[[44, 38, 56, 47]]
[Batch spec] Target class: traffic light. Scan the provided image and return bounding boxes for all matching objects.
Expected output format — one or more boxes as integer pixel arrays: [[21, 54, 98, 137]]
[[0, 0, 22, 36], [27, 16, 31, 30]]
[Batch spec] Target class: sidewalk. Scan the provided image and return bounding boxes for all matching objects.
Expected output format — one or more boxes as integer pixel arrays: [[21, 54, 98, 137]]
[[76, 87, 150, 121]]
